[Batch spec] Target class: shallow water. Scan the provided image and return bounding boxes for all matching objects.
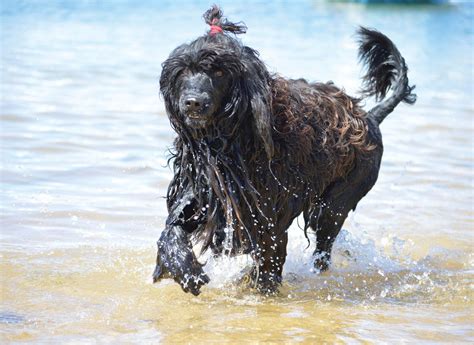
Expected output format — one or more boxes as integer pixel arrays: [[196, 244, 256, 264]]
[[1, 0, 473, 343]]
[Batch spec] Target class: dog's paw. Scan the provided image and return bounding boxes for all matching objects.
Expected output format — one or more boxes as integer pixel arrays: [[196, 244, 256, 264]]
[[256, 274, 282, 296], [245, 267, 281, 296], [153, 245, 209, 296], [313, 252, 331, 272], [178, 268, 210, 296]]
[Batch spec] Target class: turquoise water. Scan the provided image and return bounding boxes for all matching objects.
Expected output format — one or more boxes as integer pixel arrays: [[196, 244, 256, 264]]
[[1, 1, 473, 343]]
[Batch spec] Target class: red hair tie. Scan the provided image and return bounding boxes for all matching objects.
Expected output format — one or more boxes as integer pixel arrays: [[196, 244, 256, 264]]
[[209, 18, 223, 35]]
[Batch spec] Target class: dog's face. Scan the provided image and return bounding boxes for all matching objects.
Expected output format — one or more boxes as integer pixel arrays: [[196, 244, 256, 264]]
[[160, 34, 275, 158], [160, 37, 247, 132], [177, 66, 233, 128]]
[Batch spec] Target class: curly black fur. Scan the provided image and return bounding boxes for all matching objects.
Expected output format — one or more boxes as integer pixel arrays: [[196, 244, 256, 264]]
[[153, 7, 416, 295], [203, 5, 247, 34]]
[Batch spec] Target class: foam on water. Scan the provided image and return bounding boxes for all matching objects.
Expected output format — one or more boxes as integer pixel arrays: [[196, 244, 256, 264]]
[[197, 217, 472, 305]]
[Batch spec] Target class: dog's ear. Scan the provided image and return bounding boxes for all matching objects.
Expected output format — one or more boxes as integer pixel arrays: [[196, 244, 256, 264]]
[[250, 93, 274, 160], [242, 47, 274, 160], [160, 45, 190, 131]]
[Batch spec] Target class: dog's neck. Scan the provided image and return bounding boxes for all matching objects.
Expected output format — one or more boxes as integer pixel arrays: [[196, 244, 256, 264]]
[[182, 112, 259, 160]]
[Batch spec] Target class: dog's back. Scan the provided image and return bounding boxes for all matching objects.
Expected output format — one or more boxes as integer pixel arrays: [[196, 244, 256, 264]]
[[270, 76, 375, 185]]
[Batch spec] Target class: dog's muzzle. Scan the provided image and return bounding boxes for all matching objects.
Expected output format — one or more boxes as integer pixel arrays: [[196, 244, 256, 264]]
[[180, 93, 212, 123]]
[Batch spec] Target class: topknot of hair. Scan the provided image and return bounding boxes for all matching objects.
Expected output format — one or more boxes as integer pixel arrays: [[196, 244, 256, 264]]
[[203, 5, 247, 35]]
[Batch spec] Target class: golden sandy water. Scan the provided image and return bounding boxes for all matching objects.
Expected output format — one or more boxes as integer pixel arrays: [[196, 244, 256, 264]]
[[1, 229, 473, 343]]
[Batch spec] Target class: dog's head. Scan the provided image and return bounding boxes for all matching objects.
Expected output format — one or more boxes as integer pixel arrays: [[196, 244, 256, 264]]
[[160, 6, 274, 159]]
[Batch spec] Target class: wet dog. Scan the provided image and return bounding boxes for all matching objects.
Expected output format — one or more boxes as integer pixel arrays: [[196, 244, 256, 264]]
[[153, 6, 416, 295]]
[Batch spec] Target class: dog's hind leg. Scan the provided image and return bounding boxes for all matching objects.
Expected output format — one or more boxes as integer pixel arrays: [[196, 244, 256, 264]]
[[311, 154, 381, 271], [311, 202, 351, 272]]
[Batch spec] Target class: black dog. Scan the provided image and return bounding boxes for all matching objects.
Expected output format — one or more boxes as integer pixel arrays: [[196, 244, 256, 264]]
[[153, 6, 416, 295]]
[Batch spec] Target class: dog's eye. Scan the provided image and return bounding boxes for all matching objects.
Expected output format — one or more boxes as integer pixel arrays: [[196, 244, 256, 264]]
[[214, 70, 223, 77]]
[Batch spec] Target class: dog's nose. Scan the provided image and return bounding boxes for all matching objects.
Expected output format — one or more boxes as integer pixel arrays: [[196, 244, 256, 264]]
[[184, 97, 203, 112]]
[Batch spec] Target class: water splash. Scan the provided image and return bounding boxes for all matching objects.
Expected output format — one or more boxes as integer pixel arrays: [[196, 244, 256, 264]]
[[196, 219, 472, 305], [223, 201, 235, 253]]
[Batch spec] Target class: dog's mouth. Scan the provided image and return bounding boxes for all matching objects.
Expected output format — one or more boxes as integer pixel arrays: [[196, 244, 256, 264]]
[[185, 112, 210, 127], [187, 112, 205, 119], [185, 104, 215, 121]]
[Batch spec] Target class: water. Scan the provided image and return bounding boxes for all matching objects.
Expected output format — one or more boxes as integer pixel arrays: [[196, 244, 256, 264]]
[[1, 0, 473, 343]]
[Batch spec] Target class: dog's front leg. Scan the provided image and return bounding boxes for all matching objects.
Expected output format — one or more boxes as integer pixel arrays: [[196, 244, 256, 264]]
[[252, 230, 289, 295], [153, 224, 209, 295]]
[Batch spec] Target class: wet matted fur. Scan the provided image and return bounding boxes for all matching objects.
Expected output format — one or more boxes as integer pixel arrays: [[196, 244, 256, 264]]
[[153, 6, 416, 295]]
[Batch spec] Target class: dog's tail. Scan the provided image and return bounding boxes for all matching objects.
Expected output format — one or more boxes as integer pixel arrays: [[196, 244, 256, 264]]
[[358, 27, 416, 125]]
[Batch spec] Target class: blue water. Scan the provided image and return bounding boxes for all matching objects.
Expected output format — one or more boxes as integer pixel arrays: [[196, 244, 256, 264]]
[[1, 0, 472, 244]]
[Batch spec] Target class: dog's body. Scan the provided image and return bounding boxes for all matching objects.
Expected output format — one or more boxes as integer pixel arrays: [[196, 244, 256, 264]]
[[153, 6, 415, 295]]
